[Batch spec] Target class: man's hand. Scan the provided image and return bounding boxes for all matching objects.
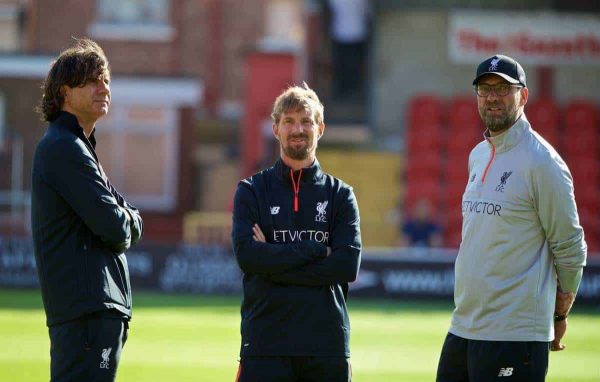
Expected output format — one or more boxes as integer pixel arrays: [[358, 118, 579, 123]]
[[551, 318, 567, 351], [551, 289, 575, 352], [252, 224, 266, 243]]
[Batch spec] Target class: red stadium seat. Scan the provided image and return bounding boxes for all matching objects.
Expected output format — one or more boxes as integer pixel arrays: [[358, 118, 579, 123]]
[[527, 98, 561, 150], [578, 211, 600, 253], [405, 178, 443, 210], [446, 96, 483, 154], [405, 149, 443, 181], [408, 94, 444, 127], [446, 127, 482, 154], [441, 181, 467, 212], [564, 100, 598, 131], [562, 100, 599, 156], [563, 128, 599, 156], [569, 160, 600, 188], [406, 125, 444, 151], [443, 211, 464, 248], [406, 95, 445, 151], [445, 160, 470, 183], [447, 95, 482, 130], [575, 186, 600, 214]]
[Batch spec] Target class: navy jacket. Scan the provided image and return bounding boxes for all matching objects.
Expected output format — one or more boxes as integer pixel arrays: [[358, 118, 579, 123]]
[[31, 111, 143, 326], [232, 159, 361, 357]]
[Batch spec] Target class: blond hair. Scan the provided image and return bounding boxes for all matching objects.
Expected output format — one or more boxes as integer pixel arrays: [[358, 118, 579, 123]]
[[270, 83, 324, 125]]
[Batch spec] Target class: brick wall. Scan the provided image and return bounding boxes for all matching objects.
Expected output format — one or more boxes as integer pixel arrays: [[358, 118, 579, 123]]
[[28, 0, 267, 113]]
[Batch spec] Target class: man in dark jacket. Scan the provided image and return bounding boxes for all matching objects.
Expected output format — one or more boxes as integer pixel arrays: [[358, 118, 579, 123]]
[[232, 83, 362, 382], [31, 38, 143, 382]]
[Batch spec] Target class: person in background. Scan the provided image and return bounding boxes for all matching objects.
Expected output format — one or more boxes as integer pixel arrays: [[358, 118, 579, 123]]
[[400, 198, 443, 247], [327, 0, 369, 100]]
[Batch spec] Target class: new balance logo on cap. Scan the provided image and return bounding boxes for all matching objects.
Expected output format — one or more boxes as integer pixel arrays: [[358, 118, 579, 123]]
[[498, 367, 514, 377]]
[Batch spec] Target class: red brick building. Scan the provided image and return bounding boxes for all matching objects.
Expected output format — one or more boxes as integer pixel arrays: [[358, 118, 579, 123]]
[[0, 0, 294, 242]]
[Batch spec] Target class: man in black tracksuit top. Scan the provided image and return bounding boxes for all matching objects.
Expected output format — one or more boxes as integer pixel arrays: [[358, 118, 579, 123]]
[[31, 39, 142, 381], [232, 83, 361, 382]]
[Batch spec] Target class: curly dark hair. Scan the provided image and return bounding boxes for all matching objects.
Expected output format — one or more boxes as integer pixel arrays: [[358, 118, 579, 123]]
[[37, 38, 110, 122]]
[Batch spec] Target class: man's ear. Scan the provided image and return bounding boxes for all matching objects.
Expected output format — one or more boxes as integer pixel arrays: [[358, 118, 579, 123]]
[[317, 122, 325, 140], [520, 87, 529, 107], [60, 85, 69, 102], [272, 123, 280, 141]]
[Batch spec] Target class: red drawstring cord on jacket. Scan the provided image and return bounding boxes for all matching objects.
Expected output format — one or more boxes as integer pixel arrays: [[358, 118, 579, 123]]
[[290, 168, 303, 212]]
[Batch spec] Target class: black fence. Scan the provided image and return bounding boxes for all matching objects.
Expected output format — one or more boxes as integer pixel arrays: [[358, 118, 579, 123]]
[[1, 237, 599, 304]]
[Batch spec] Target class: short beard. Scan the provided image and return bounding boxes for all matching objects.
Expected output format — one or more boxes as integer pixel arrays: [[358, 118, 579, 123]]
[[480, 105, 520, 134], [281, 135, 315, 160], [283, 144, 310, 160]]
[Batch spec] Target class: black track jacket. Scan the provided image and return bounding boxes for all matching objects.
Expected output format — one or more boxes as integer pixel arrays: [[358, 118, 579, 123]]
[[31, 111, 143, 326], [232, 159, 361, 357]]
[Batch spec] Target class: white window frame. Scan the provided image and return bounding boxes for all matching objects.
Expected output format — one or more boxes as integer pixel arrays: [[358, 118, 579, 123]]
[[88, 0, 175, 42], [97, 105, 180, 211]]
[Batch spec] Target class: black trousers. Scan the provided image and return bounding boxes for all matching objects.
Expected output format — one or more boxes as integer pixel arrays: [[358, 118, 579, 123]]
[[436, 332, 549, 382], [237, 356, 351, 382], [332, 40, 366, 98], [49, 315, 129, 382]]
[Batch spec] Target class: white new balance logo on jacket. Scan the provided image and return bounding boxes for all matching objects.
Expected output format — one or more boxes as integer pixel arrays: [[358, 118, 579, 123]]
[[498, 367, 513, 377]]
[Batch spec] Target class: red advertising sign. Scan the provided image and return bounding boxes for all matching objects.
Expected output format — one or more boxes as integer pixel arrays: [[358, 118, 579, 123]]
[[449, 11, 600, 65]]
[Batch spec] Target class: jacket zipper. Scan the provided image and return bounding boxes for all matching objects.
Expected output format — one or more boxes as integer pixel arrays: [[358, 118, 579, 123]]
[[290, 169, 303, 212], [481, 138, 496, 183]]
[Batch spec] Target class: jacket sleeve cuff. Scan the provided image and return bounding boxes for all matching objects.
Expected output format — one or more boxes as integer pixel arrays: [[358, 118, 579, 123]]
[[556, 268, 583, 293]]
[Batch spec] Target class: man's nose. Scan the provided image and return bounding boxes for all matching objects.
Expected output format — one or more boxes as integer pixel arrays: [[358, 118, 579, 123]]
[[485, 91, 499, 102], [98, 81, 110, 94]]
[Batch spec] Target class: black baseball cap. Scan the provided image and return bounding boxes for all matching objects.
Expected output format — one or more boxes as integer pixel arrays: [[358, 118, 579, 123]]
[[472, 54, 526, 87]]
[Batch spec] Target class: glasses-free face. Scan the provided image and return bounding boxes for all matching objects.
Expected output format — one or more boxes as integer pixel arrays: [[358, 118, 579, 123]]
[[273, 108, 324, 162], [474, 83, 523, 97], [62, 73, 111, 128]]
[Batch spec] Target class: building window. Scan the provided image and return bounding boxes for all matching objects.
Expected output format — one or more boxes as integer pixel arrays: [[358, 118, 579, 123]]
[[94, 105, 179, 211], [98, 0, 169, 26], [0, 4, 21, 52], [261, 0, 305, 51], [89, 0, 175, 42]]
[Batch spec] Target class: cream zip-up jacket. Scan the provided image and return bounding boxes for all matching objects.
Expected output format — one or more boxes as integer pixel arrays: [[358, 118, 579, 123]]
[[449, 115, 587, 342]]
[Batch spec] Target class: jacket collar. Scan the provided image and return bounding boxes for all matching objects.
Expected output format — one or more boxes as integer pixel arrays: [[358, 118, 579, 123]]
[[52, 111, 97, 149], [484, 114, 529, 154], [274, 158, 324, 183]]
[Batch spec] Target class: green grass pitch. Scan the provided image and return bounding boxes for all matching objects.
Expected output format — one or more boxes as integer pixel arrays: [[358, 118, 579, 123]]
[[1, 288, 598, 381]]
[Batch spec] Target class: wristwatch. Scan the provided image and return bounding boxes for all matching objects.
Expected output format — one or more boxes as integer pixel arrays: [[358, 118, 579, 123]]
[[554, 313, 568, 322]]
